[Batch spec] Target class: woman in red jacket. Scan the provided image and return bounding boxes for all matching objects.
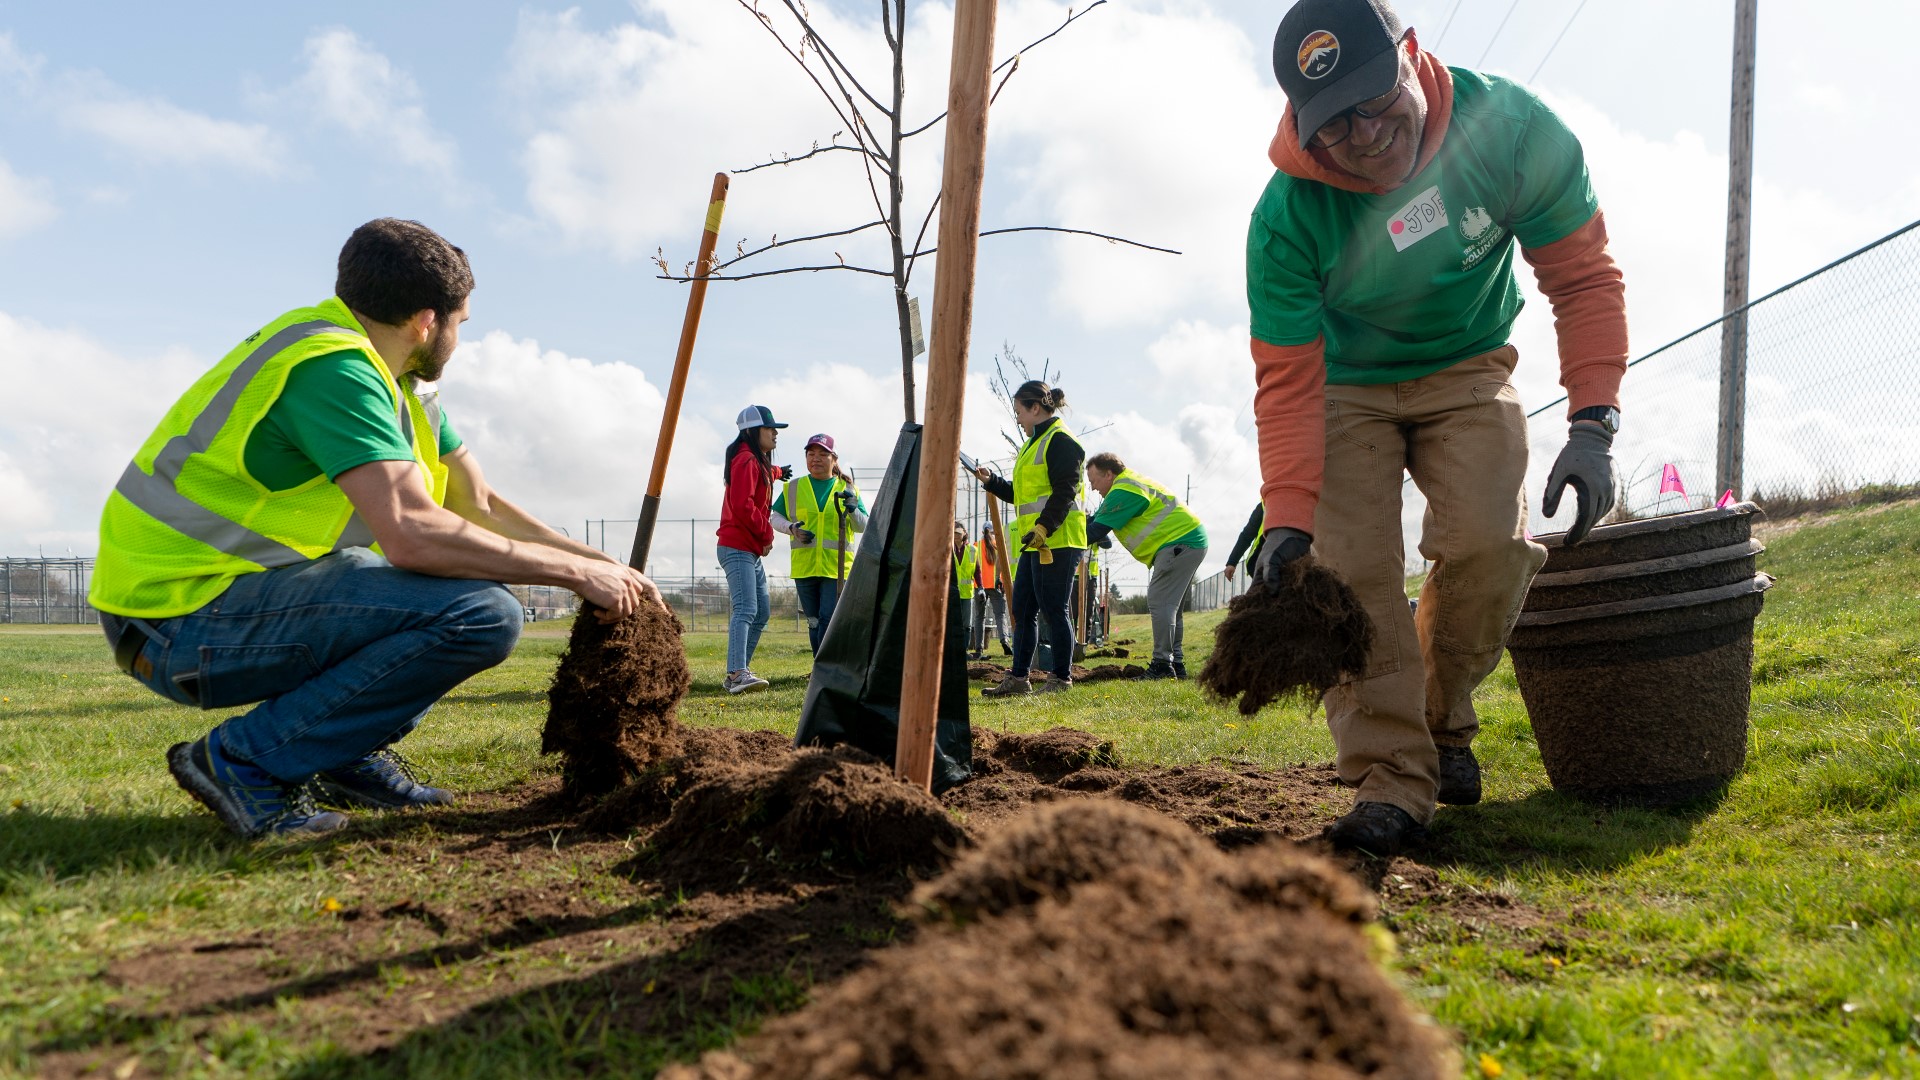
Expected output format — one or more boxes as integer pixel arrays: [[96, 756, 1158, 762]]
[[718, 405, 789, 693]]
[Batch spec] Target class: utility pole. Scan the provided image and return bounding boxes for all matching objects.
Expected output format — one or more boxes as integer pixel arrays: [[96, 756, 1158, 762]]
[[1715, 0, 1757, 501]]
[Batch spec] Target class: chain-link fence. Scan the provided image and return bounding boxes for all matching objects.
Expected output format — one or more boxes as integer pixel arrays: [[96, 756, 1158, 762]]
[[1525, 218, 1920, 528], [1, 557, 96, 624]]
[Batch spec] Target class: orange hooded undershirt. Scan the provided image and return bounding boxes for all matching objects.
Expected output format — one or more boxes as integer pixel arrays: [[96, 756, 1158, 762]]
[[1252, 46, 1628, 533]]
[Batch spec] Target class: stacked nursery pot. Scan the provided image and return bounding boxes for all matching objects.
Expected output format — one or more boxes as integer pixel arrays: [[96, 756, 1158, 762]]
[[1508, 503, 1772, 807]]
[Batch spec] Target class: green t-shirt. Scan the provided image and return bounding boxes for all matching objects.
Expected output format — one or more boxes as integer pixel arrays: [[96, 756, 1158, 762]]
[[1246, 68, 1600, 385], [243, 350, 463, 491], [1091, 488, 1207, 550]]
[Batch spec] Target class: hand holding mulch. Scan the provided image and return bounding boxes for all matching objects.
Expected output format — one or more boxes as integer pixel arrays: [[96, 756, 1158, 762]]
[[541, 600, 693, 799], [1198, 528, 1374, 717]]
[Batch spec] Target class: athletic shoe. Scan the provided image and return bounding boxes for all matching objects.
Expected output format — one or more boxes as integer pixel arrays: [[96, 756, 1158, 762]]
[[1170, 660, 1189, 680], [1436, 744, 1483, 805], [1325, 802, 1425, 858], [166, 737, 348, 839], [314, 749, 456, 810], [980, 675, 1032, 697], [724, 670, 770, 695], [1136, 660, 1177, 680], [1035, 677, 1074, 694]]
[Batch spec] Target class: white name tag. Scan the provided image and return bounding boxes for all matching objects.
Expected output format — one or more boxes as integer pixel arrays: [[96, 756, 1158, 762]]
[[1387, 185, 1448, 252]]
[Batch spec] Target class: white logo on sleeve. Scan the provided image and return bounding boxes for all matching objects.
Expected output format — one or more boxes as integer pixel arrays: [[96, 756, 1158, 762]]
[[1387, 186, 1449, 252]]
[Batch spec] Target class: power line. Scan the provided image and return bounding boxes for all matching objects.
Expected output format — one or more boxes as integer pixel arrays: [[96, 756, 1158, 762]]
[[1528, 0, 1590, 82], [1432, 0, 1468, 50], [1474, 0, 1522, 68]]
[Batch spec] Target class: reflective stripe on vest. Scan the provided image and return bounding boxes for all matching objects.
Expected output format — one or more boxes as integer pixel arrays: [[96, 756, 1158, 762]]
[[1010, 422, 1087, 550], [1108, 469, 1202, 563], [90, 299, 442, 618], [785, 475, 854, 578]]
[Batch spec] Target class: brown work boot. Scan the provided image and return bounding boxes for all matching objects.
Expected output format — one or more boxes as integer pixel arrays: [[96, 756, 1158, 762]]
[[1035, 677, 1073, 694], [981, 675, 1032, 698]]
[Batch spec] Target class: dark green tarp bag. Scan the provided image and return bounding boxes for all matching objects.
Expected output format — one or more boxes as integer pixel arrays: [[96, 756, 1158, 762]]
[[796, 423, 973, 793]]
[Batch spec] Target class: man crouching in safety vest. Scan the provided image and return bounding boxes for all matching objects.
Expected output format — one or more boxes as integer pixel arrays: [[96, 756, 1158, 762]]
[[89, 218, 664, 839]]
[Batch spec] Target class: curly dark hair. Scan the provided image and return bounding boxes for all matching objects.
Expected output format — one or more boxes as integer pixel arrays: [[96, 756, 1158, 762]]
[[336, 218, 474, 326]]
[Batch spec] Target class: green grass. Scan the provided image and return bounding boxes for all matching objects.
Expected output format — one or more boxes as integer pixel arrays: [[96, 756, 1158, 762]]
[[4, 503, 1920, 1077]]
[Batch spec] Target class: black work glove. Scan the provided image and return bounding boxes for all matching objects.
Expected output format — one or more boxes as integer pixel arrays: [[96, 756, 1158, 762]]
[[791, 526, 816, 544], [1542, 423, 1617, 545], [776, 464, 795, 481], [834, 489, 856, 509], [1250, 527, 1312, 586]]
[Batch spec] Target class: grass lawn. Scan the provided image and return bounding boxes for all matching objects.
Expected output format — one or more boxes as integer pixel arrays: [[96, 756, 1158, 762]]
[[3, 504, 1918, 1078]]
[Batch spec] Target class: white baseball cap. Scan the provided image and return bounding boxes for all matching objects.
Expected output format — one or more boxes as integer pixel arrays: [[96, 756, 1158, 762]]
[[735, 405, 789, 431]]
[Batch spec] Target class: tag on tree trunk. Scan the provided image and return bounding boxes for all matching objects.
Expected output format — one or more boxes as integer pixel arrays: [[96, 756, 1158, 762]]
[[908, 296, 926, 358]]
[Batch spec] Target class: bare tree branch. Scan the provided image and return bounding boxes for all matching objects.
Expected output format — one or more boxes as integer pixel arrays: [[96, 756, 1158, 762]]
[[911, 226, 1182, 259], [712, 219, 888, 272], [900, 0, 1107, 139], [732, 142, 886, 175], [657, 263, 895, 283], [774, 0, 893, 118], [735, 0, 884, 157]]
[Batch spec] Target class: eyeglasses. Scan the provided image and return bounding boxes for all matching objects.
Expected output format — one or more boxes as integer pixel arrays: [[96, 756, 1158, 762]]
[[1308, 67, 1410, 149]]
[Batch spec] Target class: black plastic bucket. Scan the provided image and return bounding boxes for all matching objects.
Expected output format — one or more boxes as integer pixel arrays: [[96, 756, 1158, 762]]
[[1508, 504, 1771, 807]]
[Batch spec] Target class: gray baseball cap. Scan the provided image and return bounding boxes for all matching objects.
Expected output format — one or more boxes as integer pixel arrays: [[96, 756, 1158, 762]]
[[1272, 0, 1406, 149]]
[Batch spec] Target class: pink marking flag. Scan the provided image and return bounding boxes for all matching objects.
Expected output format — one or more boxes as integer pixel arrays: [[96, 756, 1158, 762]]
[[1659, 464, 1688, 498], [1716, 489, 1736, 509]]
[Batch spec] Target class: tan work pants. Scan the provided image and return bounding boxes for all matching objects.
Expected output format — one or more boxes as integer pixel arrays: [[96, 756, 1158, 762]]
[[1313, 346, 1547, 823]]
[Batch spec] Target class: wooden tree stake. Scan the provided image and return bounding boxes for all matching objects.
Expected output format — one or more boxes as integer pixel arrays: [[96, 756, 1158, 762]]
[[896, 0, 997, 790]]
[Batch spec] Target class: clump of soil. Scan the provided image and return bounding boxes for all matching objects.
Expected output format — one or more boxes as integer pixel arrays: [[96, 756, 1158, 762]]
[[665, 800, 1448, 1080], [580, 727, 793, 834], [1080, 663, 1146, 682], [1199, 558, 1374, 716], [542, 603, 693, 798], [986, 727, 1119, 782], [968, 661, 1011, 682], [645, 746, 968, 885]]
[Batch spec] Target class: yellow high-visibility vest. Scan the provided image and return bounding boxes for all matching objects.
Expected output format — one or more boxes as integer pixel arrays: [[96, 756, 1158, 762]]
[[90, 298, 446, 618], [1108, 469, 1203, 563], [784, 475, 857, 579], [954, 544, 977, 599], [1010, 422, 1087, 551]]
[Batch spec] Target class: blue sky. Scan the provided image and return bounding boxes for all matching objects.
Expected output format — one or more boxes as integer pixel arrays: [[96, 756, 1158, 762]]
[[5, 0, 1918, 584]]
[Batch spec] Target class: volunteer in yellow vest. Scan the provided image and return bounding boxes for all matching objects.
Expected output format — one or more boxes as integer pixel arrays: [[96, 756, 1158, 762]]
[[89, 218, 662, 839], [952, 521, 977, 602], [770, 432, 867, 654], [969, 524, 1011, 659], [972, 380, 1087, 696], [1084, 454, 1210, 680]]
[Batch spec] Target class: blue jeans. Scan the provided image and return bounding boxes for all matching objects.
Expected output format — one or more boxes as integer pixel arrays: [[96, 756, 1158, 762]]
[[98, 547, 522, 782], [794, 575, 839, 655], [718, 544, 770, 672], [1010, 548, 1083, 680]]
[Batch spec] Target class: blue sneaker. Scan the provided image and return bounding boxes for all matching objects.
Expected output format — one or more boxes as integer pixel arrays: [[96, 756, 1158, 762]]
[[166, 737, 349, 839], [313, 749, 456, 810]]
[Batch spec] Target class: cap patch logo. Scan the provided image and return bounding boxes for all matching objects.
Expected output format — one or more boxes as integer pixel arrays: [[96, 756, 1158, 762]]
[[1297, 30, 1340, 79]]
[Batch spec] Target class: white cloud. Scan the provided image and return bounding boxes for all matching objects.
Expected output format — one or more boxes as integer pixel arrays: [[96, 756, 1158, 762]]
[[59, 94, 284, 172], [0, 312, 205, 555], [435, 330, 726, 577], [289, 30, 459, 185], [0, 159, 56, 238]]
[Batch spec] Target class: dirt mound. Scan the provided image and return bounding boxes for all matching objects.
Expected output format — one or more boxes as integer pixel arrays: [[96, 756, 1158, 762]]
[[645, 746, 968, 885], [1198, 558, 1374, 716], [581, 726, 794, 834], [985, 727, 1118, 782], [542, 603, 693, 798], [968, 661, 1010, 681], [666, 800, 1448, 1080], [1080, 663, 1146, 682]]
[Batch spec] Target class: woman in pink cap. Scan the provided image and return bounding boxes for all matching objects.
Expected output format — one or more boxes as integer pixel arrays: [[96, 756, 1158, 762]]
[[770, 432, 867, 654]]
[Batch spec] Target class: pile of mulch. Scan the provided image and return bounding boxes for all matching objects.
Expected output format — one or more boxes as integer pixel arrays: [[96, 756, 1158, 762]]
[[662, 800, 1450, 1080], [1198, 558, 1374, 716], [640, 745, 969, 888], [541, 602, 693, 798]]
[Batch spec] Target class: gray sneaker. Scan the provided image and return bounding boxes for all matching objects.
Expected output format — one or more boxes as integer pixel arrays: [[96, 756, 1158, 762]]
[[1035, 677, 1073, 694], [980, 675, 1032, 697], [724, 671, 770, 695]]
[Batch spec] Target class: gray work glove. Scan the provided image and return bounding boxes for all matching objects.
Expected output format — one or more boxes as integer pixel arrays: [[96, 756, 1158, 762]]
[[1250, 526, 1313, 587], [1542, 423, 1616, 545], [791, 526, 816, 544]]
